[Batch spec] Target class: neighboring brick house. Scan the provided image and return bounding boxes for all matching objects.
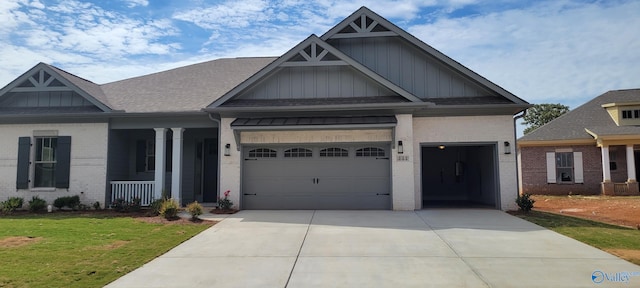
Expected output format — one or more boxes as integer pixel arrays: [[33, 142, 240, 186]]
[[518, 89, 640, 196], [0, 7, 530, 210]]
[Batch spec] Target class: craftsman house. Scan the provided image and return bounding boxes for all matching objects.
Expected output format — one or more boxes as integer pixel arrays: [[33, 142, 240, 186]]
[[518, 89, 640, 196], [0, 7, 529, 210]]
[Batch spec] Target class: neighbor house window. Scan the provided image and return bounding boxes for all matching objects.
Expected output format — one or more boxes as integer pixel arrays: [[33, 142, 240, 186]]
[[34, 137, 57, 187], [622, 109, 640, 119], [556, 152, 574, 183], [546, 151, 583, 184]]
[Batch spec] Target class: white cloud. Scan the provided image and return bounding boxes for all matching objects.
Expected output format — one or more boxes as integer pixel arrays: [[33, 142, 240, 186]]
[[123, 0, 148, 8], [407, 1, 640, 106]]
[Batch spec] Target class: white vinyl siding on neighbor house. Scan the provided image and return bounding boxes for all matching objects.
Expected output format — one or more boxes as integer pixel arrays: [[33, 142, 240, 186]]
[[546, 151, 583, 184]]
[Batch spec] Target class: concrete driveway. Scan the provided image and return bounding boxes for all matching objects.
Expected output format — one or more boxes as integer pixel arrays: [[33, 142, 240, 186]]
[[106, 209, 640, 288]]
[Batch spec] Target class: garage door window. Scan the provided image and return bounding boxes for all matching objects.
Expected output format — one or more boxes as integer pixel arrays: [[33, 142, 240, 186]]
[[284, 148, 313, 158], [320, 147, 348, 157], [356, 147, 385, 157], [248, 148, 277, 158]]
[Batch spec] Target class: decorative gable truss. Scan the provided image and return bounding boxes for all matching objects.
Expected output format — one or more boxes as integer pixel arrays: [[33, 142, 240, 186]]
[[0, 63, 112, 113], [282, 42, 344, 67], [331, 13, 396, 38]]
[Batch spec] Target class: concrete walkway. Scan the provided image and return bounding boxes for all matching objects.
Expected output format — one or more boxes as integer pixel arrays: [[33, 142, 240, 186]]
[[106, 210, 640, 287]]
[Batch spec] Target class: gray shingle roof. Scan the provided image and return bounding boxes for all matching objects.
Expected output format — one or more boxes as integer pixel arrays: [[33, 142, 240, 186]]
[[519, 89, 640, 142], [101, 57, 276, 113], [47, 64, 115, 110]]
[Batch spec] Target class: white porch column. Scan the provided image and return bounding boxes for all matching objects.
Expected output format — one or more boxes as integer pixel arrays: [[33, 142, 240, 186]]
[[601, 145, 611, 182], [171, 128, 184, 205], [626, 145, 636, 182], [154, 128, 167, 200]]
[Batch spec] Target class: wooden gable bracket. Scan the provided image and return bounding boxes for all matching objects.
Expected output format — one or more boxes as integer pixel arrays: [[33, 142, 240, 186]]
[[281, 42, 347, 67], [12, 69, 73, 92], [332, 13, 396, 39]]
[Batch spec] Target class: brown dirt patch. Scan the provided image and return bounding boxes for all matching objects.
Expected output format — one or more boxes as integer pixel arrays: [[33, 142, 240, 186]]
[[532, 195, 640, 228], [0, 236, 42, 248], [605, 249, 640, 265]]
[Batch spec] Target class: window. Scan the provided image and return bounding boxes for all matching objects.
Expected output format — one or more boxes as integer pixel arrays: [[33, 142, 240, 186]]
[[284, 148, 312, 158], [622, 109, 640, 119], [34, 137, 57, 187], [136, 139, 172, 172], [556, 152, 573, 183], [136, 140, 155, 172], [320, 148, 348, 157], [356, 147, 385, 157], [146, 140, 155, 171], [248, 148, 277, 158]]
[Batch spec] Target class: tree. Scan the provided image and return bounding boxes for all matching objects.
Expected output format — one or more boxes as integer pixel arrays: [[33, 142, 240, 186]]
[[522, 103, 569, 134]]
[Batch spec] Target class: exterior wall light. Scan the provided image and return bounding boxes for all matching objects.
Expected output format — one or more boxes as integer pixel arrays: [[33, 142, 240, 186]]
[[438, 145, 445, 150], [504, 141, 511, 154], [224, 143, 231, 156], [398, 141, 403, 154]]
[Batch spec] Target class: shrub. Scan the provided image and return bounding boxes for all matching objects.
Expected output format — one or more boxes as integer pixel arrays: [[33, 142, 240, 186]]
[[159, 198, 180, 220], [1, 197, 24, 213], [53, 195, 81, 210], [516, 193, 535, 213], [130, 198, 141, 212], [53, 197, 66, 210], [148, 199, 164, 216], [93, 201, 101, 210], [28, 196, 47, 212], [186, 201, 203, 221]]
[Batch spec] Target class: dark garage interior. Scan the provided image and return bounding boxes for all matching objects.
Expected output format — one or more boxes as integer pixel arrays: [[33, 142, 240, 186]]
[[421, 144, 498, 208]]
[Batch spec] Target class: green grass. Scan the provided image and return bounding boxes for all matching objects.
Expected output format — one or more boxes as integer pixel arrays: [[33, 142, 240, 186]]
[[0, 213, 211, 288], [516, 211, 640, 265]]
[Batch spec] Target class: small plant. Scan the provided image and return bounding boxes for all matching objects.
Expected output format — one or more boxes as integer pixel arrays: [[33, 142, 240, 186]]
[[2, 197, 24, 213], [516, 193, 535, 213], [28, 196, 47, 212], [93, 201, 101, 210], [159, 198, 180, 220], [186, 201, 203, 221], [218, 190, 233, 211]]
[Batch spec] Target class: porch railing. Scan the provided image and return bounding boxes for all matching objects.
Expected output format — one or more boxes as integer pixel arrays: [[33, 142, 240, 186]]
[[110, 181, 155, 206], [613, 183, 629, 195]]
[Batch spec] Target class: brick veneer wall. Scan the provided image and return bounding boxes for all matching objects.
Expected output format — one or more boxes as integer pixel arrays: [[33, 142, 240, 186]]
[[520, 145, 603, 195]]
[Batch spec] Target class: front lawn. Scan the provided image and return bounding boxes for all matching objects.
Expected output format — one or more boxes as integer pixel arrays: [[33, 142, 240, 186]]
[[0, 213, 212, 288], [515, 211, 640, 265]]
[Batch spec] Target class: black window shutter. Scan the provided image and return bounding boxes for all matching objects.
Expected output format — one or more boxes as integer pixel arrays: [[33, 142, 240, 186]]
[[16, 137, 31, 189], [55, 136, 71, 188], [136, 140, 146, 172]]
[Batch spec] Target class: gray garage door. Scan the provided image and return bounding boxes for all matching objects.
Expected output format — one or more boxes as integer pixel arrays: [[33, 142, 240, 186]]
[[242, 145, 390, 209]]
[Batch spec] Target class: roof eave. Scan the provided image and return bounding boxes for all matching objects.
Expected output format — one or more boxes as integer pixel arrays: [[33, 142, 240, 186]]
[[517, 139, 596, 147]]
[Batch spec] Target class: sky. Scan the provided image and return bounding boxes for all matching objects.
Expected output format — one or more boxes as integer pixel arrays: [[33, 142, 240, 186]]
[[1, 0, 639, 116]]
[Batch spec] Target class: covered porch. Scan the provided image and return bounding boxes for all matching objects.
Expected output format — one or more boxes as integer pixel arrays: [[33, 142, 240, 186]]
[[598, 144, 640, 195], [106, 116, 219, 206]]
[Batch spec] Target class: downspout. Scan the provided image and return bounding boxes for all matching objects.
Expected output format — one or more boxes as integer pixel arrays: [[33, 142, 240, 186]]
[[513, 109, 527, 202], [207, 113, 222, 203]]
